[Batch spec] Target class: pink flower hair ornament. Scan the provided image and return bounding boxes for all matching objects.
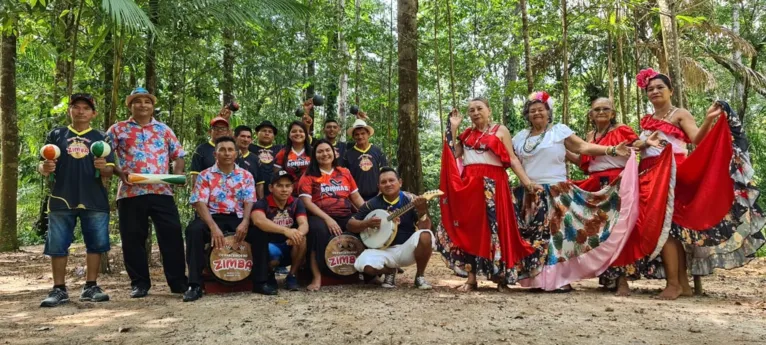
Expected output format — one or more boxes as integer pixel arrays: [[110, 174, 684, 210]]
[[528, 91, 554, 111], [636, 68, 668, 89]]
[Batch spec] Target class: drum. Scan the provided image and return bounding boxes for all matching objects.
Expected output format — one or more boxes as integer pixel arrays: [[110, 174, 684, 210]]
[[360, 209, 397, 249], [208, 234, 253, 284], [324, 234, 364, 276]]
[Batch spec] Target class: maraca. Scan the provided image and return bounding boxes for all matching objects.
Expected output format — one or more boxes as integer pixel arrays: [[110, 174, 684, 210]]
[[350, 105, 359, 115], [90, 141, 111, 178], [40, 144, 61, 182]]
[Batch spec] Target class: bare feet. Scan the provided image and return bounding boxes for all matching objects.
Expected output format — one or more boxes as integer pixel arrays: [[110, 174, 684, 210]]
[[307, 278, 321, 292], [615, 277, 631, 297], [681, 286, 694, 297], [656, 284, 682, 300], [456, 282, 478, 292]]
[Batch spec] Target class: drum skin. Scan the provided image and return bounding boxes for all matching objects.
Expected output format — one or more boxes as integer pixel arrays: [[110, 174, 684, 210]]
[[324, 234, 364, 276], [360, 209, 397, 249], [208, 235, 253, 284]]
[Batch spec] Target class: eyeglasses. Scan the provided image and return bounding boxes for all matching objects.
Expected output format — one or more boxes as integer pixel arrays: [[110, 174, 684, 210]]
[[592, 107, 612, 114]]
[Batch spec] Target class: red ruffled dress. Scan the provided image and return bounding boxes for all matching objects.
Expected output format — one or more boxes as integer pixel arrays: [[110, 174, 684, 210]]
[[573, 125, 639, 192], [437, 125, 534, 282]]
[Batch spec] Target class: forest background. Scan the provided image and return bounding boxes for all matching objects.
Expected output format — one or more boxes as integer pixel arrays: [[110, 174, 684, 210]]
[[0, 0, 764, 256]]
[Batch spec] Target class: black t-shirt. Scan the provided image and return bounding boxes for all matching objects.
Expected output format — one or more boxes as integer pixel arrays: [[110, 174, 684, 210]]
[[44, 126, 114, 212], [353, 191, 417, 246], [252, 195, 306, 243], [249, 143, 282, 196], [235, 151, 262, 186], [190, 141, 216, 175], [343, 144, 387, 200]]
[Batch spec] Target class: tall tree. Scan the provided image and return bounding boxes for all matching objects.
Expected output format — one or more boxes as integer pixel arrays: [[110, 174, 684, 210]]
[[222, 28, 235, 105], [397, 0, 423, 194], [657, 0, 684, 107], [561, 0, 570, 124], [521, 0, 533, 93], [145, 0, 159, 94], [0, 29, 19, 252], [616, 5, 627, 122]]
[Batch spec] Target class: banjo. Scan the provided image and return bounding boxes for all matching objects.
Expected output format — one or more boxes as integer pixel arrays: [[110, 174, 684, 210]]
[[360, 190, 444, 249]]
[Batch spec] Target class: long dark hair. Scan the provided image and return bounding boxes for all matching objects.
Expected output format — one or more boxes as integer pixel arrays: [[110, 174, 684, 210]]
[[305, 139, 338, 177], [280, 121, 311, 168]]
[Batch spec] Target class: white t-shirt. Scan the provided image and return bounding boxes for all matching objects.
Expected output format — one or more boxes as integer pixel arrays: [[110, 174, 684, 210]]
[[513, 124, 574, 184]]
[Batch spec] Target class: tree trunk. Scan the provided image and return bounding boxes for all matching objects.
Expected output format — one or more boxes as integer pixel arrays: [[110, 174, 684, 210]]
[[397, 0, 423, 194], [657, 0, 684, 107], [103, 30, 114, 131], [616, 5, 627, 123], [607, 28, 614, 100], [304, 0, 316, 134], [109, 28, 125, 128], [445, 0, 457, 106], [741, 44, 762, 124], [0, 31, 19, 252], [521, 0, 533, 93], [732, 3, 744, 115], [354, 0, 361, 105], [67, 0, 86, 96], [633, 5, 642, 125], [432, 0, 443, 138], [222, 28, 235, 106], [145, 0, 159, 95], [561, 0, 570, 125], [52, 0, 74, 123], [502, 53, 520, 128]]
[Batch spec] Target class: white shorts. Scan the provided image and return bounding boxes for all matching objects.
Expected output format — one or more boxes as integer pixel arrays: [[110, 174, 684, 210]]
[[354, 230, 434, 271]]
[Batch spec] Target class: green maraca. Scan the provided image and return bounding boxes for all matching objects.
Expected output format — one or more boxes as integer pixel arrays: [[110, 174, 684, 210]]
[[90, 141, 111, 178]]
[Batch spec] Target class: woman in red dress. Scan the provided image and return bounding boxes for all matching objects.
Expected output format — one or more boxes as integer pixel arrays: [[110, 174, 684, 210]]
[[615, 69, 765, 300], [436, 98, 537, 292]]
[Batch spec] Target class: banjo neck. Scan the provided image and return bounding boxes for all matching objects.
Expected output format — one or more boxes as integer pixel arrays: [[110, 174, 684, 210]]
[[385, 196, 418, 221]]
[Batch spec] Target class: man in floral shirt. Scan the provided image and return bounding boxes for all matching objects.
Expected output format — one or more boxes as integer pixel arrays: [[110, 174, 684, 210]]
[[107, 87, 188, 298], [184, 136, 274, 301]]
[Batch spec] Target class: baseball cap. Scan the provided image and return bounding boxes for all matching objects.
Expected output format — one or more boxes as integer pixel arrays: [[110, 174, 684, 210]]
[[70, 93, 96, 111]]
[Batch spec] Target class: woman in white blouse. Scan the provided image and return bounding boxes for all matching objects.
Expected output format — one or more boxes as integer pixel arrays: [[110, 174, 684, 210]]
[[510, 91, 631, 292]]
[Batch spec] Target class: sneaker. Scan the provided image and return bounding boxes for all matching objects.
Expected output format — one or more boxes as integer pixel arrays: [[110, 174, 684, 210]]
[[182, 285, 204, 302], [275, 266, 289, 275], [40, 288, 69, 307], [252, 283, 278, 296], [80, 285, 110, 302], [130, 286, 149, 298], [381, 272, 396, 288], [284, 274, 299, 291], [415, 276, 432, 290]]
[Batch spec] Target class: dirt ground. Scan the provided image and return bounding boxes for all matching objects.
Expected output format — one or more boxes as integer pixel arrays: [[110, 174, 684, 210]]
[[1, 244, 765, 345]]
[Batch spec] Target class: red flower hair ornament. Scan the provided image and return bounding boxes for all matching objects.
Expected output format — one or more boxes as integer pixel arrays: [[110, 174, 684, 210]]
[[636, 68, 664, 89], [528, 91, 554, 111]]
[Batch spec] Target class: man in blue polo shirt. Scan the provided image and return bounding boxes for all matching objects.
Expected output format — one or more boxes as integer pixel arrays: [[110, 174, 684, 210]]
[[38, 93, 115, 307], [190, 116, 231, 189]]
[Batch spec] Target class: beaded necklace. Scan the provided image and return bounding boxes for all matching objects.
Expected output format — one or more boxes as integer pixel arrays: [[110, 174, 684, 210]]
[[523, 124, 550, 153]]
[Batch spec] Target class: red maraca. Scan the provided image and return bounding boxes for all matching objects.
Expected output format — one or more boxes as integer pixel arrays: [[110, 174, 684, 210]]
[[40, 144, 61, 182]]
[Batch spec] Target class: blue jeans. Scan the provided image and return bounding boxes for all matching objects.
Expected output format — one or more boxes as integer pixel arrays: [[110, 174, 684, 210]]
[[44, 210, 110, 257], [268, 242, 292, 267]]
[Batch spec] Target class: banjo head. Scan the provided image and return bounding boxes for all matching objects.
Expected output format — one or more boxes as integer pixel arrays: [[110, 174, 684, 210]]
[[361, 209, 396, 249], [208, 235, 253, 283]]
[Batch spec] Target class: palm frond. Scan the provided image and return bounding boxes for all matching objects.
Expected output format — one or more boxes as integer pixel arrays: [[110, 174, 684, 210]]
[[706, 50, 766, 98], [680, 57, 716, 91], [101, 0, 155, 33], [162, 0, 308, 29], [697, 22, 756, 57]]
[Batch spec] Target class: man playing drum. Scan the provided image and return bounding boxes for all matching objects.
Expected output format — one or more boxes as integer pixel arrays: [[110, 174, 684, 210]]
[[184, 136, 273, 302], [251, 170, 309, 291], [348, 167, 434, 289]]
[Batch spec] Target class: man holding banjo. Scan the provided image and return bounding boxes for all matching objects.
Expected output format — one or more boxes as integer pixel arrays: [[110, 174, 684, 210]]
[[348, 167, 436, 289]]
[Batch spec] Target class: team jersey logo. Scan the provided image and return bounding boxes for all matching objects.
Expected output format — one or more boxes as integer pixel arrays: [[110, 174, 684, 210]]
[[259, 149, 274, 164], [272, 209, 294, 227], [320, 179, 350, 198], [359, 154, 373, 172], [67, 140, 90, 159], [287, 156, 310, 168]]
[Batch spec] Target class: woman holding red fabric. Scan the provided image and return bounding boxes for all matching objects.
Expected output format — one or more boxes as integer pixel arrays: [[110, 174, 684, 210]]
[[618, 68, 766, 300], [568, 97, 661, 296], [436, 98, 537, 292]]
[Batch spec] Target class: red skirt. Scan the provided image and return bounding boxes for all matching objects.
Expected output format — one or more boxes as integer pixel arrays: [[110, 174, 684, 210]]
[[572, 168, 622, 192]]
